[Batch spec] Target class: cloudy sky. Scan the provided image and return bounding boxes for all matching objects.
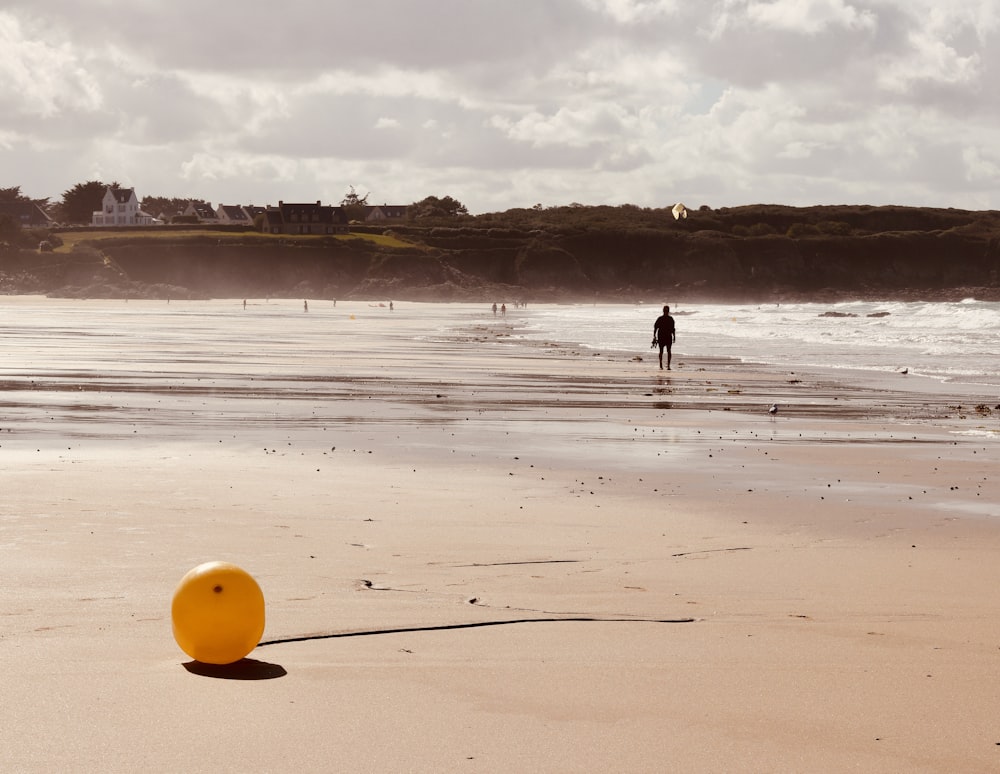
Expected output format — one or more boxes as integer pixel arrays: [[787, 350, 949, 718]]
[[2, 0, 997, 213]]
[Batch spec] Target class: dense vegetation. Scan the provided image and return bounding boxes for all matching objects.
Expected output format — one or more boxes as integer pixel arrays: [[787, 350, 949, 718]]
[[2, 200, 1000, 301]]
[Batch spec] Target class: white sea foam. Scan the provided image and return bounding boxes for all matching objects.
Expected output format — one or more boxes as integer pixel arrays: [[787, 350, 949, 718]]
[[512, 300, 1000, 387]]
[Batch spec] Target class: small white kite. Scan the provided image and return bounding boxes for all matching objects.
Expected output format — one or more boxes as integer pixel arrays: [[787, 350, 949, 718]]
[[672, 202, 688, 220]]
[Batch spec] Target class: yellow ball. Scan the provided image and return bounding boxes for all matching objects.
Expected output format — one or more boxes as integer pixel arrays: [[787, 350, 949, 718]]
[[171, 561, 265, 665]]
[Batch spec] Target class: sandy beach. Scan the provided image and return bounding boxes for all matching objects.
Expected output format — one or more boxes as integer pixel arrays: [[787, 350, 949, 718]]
[[2, 298, 1000, 772]]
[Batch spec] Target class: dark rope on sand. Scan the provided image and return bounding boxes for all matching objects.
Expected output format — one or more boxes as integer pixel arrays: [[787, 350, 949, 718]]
[[671, 546, 752, 557], [257, 616, 696, 648]]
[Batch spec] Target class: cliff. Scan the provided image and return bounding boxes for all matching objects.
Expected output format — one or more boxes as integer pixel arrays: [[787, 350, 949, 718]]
[[3, 204, 999, 301]]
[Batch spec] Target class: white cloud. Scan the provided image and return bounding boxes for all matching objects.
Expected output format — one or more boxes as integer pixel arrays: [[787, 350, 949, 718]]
[[877, 27, 982, 93], [583, 0, 680, 23], [180, 152, 299, 185], [491, 103, 638, 148], [744, 0, 876, 35], [0, 11, 102, 118], [962, 145, 1000, 184], [0, 1, 997, 210]]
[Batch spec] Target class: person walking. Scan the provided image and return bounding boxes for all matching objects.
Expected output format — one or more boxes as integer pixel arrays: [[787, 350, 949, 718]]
[[652, 305, 676, 370]]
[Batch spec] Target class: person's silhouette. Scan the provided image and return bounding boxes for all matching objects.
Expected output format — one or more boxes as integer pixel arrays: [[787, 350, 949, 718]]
[[652, 305, 676, 370]]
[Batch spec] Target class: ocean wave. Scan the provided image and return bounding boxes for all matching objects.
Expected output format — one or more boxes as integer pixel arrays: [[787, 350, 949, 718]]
[[515, 300, 1000, 386]]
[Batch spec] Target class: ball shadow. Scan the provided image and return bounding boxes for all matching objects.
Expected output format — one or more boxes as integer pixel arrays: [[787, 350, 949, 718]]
[[182, 657, 287, 680]]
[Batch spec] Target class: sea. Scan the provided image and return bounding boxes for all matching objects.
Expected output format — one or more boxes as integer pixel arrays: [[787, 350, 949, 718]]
[[511, 299, 1000, 390], [1, 296, 999, 391]]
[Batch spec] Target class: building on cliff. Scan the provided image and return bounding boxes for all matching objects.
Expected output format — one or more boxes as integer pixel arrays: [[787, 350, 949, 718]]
[[364, 204, 408, 223], [91, 187, 157, 227], [260, 201, 348, 235]]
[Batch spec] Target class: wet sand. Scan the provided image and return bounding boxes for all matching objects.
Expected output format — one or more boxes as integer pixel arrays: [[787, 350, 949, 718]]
[[2, 299, 1000, 772]]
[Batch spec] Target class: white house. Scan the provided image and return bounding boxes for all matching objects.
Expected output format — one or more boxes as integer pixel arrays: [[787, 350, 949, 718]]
[[91, 187, 156, 226]]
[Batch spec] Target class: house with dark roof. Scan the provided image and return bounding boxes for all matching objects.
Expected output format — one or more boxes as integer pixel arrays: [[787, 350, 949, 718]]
[[215, 204, 254, 226], [243, 205, 268, 222], [259, 208, 284, 234], [0, 201, 53, 228], [364, 204, 408, 223], [259, 201, 347, 235], [183, 201, 219, 223], [91, 187, 155, 226]]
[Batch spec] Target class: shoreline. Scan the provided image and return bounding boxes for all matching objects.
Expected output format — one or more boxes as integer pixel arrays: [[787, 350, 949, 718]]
[[5, 294, 1000, 393], [2, 299, 1000, 771], [8, 282, 1000, 304]]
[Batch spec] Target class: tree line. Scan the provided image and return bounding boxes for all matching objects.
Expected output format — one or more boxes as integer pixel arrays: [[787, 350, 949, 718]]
[[7, 180, 996, 239], [3, 181, 470, 227]]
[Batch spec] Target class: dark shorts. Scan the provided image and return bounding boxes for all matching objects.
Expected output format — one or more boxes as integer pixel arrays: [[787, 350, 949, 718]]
[[658, 340, 672, 352]]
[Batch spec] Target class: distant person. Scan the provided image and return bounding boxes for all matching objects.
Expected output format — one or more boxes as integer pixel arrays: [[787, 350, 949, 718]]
[[652, 305, 676, 370], [304, 299, 309, 312], [492, 303, 497, 316], [389, 301, 394, 311], [242, 299, 246, 310], [501, 303, 506, 317]]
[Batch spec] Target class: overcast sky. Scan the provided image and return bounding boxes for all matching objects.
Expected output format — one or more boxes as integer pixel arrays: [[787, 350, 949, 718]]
[[2, 1, 997, 214]]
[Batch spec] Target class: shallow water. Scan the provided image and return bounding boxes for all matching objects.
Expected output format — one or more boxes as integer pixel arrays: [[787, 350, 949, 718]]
[[6, 296, 997, 386], [1, 296, 996, 471], [512, 299, 1000, 388]]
